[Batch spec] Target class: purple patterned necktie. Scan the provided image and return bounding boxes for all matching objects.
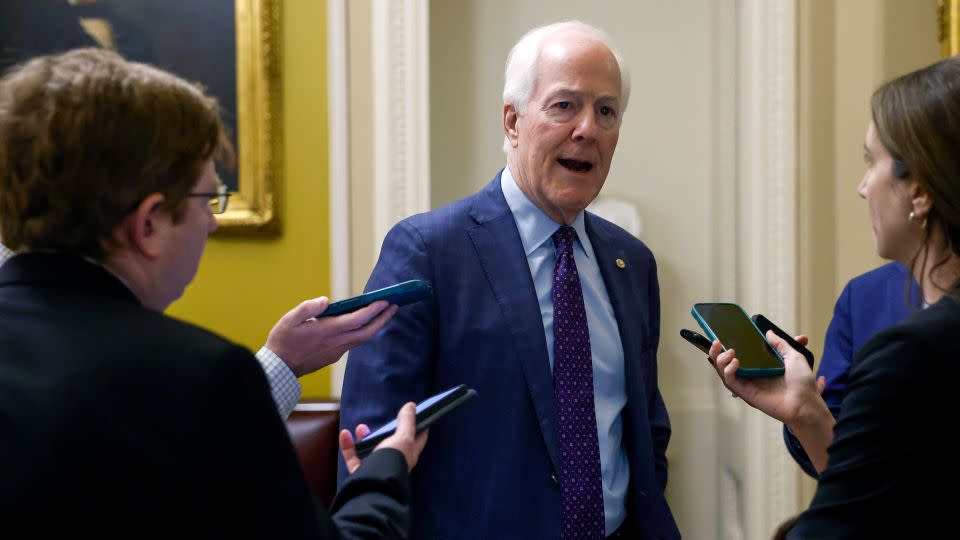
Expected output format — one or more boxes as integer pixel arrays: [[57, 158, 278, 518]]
[[552, 225, 605, 540]]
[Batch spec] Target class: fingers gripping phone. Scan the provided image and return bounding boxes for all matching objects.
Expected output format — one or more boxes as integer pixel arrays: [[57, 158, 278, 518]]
[[317, 279, 433, 318], [751, 314, 816, 368], [690, 302, 785, 377]]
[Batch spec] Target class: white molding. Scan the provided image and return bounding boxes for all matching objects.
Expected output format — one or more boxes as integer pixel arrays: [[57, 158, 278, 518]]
[[371, 0, 431, 256], [327, 0, 350, 396], [709, 2, 746, 538], [736, 1, 800, 538]]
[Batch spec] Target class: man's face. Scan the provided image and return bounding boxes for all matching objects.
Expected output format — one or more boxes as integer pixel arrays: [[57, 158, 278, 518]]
[[156, 159, 219, 309], [505, 33, 622, 225]]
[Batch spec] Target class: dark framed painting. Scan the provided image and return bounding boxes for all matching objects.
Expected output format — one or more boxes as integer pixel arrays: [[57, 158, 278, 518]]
[[0, 0, 281, 234]]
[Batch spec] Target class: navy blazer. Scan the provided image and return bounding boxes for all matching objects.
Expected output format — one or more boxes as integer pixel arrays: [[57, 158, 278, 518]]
[[784, 262, 918, 477], [340, 173, 679, 539], [788, 295, 960, 538]]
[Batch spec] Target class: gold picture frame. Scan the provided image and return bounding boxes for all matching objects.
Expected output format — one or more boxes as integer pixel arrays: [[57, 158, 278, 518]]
[[222, 0, 282, 234], [0, 1, 282, 234], [940, 0, 960, 57]]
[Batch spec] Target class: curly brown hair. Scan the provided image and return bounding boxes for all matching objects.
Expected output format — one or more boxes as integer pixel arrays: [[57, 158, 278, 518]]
[[0, 48, 233, 259]]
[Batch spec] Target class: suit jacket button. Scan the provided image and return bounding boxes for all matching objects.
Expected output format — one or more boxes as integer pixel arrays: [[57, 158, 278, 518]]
[[551, 474, 559, 485]]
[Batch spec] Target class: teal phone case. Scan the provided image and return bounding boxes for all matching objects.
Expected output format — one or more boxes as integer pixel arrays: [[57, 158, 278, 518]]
[[690, 302, 785, 377], [318, 279, 433, 318]]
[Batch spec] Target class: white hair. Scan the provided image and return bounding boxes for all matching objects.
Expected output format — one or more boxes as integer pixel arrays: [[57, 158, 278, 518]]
[[501, 21, 630, 152]]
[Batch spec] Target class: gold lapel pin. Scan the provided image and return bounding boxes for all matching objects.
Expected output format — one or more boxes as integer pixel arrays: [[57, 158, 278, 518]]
[[616, 258, 626, 269]]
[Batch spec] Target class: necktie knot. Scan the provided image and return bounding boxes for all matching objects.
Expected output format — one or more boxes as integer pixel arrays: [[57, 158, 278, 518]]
[[553, 225, 577, 257]]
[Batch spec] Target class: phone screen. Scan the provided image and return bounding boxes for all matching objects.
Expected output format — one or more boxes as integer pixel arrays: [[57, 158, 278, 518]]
[[363, 385, 463, 440], [693, 303, 783, 371]]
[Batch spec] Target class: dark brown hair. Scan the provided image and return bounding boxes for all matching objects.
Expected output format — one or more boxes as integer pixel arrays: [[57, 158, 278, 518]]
[[0, 48, 233, 259], [871, 55, 960, 300]]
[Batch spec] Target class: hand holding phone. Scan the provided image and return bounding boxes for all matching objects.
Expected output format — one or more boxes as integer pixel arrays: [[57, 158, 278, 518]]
[[318, 279, 433, 318], [691, 302, 785, 377]]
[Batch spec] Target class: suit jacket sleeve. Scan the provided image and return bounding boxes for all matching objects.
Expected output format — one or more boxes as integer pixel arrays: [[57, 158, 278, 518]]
[[788, 331, 927, 538], [208, 346, 411, 540], [207, 346, 332, 539], [818, 281, 855, 416], [331, 448, 411, 539], [338, 220, 435, 485], [784, 281, 853, 478]]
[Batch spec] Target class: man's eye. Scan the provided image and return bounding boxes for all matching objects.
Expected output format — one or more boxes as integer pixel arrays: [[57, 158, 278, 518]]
[[555, 101, 571, 110], [600, 105, 616, 116]]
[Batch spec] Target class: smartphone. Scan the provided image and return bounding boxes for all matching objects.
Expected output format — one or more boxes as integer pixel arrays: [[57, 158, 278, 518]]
[[691, 302, 785, 377], [750, 314, 815, 368], [354, 384, 478, 458], [318, 279, 433, 318], [680, 328, 713, 355]]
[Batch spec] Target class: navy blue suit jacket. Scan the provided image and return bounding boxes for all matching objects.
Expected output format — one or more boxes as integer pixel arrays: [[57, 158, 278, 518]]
[[784, 262, 918, 477], [339, 174, 679, 539]]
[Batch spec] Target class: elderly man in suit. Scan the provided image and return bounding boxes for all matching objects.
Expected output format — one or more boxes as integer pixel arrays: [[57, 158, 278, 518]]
[[339, 21, 679, 539], [0, 48, 426, 538]]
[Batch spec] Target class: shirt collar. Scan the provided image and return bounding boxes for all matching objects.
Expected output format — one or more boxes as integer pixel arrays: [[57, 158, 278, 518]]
[[499, 166, 594, 259]]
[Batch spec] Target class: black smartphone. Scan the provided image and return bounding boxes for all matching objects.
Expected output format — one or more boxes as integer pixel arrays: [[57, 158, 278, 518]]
[[318, 279, 433, 318], [691, 302, 785, 377], [680, 328, 713, 355], [355, 384, 478, 458], [750, 314, 815, 368]]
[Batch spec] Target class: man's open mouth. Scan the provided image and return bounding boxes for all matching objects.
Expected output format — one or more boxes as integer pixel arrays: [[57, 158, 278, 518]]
[[557, 158, 593, 173]]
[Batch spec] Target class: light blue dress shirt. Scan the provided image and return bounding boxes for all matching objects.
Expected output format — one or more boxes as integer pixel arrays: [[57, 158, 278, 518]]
[[501, 167, 628, 535]]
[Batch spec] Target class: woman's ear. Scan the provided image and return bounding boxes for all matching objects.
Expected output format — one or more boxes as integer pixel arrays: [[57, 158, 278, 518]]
[[503, 103, 520, 149], [910, 182, 933, 220]]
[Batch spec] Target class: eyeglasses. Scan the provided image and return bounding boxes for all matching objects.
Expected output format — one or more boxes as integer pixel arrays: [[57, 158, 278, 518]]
[[186, 184, 231, 214]]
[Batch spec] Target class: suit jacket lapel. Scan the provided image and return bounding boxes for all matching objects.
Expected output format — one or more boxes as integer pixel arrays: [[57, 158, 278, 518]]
[[585, 214, 646, 400], [467, 175, 561, 474]]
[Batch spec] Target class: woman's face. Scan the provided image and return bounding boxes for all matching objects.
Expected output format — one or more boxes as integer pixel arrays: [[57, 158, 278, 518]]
[[858, 121, 922, 263]]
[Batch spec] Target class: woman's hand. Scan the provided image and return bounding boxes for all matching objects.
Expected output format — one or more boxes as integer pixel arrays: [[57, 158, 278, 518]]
[[707, 331, 825, 426]]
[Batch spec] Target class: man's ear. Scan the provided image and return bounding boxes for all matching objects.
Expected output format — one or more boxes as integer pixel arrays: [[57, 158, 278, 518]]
[[123, 193, 169, 259], [503, 103, 520, 149]]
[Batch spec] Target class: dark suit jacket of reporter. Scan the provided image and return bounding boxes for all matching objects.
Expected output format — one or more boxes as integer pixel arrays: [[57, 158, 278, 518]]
[[339, 173, 679, 539], [0, 252, 410, 539], [787, 294, 960, 539]]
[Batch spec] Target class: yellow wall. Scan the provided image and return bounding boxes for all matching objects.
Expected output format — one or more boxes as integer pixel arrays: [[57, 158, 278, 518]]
[[168, 1, 332, 397]]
